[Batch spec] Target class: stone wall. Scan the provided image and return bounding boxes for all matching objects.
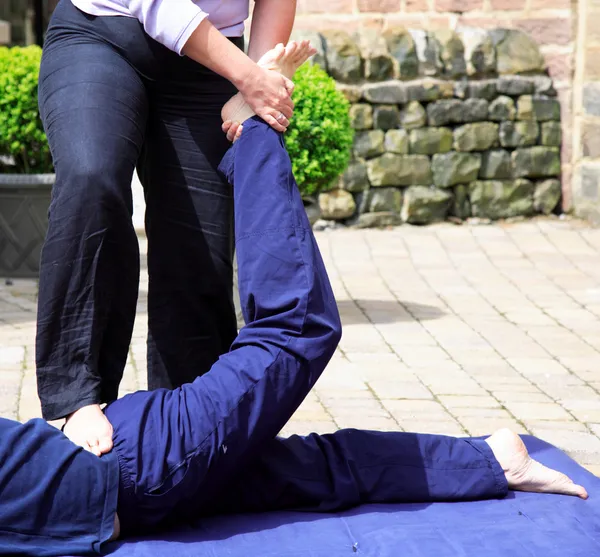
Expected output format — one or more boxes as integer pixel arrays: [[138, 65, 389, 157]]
[[289, 0, 575, 208], [302, 28, 562, 226], [571, 0, 600, 224]]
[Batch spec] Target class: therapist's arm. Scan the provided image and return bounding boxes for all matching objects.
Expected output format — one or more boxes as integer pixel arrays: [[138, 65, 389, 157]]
[[247, 0, 298, 62], [182, 18, 294, 132]]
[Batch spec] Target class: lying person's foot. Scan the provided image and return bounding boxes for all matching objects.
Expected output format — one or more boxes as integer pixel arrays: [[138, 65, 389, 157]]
[[222, 40, 317, 142], [486, 428, 588, 499], [63, 403, 114, 457]]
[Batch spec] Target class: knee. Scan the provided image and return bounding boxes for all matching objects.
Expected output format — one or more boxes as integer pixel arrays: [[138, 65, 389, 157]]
[[50, 157, 133, 220], [309, 302, 342, 362]]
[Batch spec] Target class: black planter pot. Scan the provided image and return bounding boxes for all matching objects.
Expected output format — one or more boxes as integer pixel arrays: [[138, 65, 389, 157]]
[[0, 173, 54, 278]]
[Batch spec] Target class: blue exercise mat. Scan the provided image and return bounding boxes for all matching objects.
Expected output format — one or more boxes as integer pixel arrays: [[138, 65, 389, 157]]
[[98, 436, 600, 557]]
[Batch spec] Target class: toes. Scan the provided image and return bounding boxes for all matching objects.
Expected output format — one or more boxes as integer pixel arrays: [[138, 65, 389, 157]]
[[86, 437, 103, 457], [274, 43, 286, 61], [555, 472, 588, 499], [97, 436, 114, 455], [286, 41, 298, 58]]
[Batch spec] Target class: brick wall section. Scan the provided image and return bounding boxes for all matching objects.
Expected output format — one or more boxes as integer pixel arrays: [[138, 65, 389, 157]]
[[293, 0, 575, 211], [571, 0, 600, 223]]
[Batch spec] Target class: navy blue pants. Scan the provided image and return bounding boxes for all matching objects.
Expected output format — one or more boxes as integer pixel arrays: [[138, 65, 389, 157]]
[[36, 0, 241, 420], [105, 119, 508, 535]]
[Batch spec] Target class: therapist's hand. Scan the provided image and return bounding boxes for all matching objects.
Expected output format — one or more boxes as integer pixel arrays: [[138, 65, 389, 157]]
[[238, 66, 294, 132]]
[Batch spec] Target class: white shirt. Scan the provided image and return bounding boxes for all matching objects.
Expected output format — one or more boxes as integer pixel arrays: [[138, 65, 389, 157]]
[[70, 0, 250, 54]]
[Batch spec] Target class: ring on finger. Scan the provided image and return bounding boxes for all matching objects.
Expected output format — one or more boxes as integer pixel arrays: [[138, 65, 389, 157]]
[[276, 112, 286, 123]]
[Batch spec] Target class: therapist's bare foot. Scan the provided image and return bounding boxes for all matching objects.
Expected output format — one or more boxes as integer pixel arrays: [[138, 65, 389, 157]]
[[222, 40, 317, 140], [63, 404, 113, 457], [486, 428, 588, 499]]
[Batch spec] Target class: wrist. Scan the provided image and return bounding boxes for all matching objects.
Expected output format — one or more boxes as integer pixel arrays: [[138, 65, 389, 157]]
[[232, 59, 260, 92]]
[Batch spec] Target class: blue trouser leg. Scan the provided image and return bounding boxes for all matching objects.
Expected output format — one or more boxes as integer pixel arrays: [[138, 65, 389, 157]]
[[211, 430, 508, 515], [107, 119, 507, 534], [105, 118, 342, 533]]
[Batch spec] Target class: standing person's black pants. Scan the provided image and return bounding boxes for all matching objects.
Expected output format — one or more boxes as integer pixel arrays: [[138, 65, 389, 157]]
[[36, 0, 240, 421]]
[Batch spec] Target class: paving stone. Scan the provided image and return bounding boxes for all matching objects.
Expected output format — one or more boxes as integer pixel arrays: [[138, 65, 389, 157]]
[[459, 417, 528, 436], [398, 419, 466, 436], [502, 401, 573, 421], [368, 380, 433, 400], [438, 395, 501, 409]]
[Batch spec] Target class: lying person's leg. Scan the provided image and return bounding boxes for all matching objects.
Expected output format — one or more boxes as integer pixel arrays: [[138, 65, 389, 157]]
[[104, 88, 341, 534], [209, 428, 587, 516]]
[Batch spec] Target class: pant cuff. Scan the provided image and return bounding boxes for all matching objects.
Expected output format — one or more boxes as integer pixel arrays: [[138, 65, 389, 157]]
[[466, 437, 509, 498]]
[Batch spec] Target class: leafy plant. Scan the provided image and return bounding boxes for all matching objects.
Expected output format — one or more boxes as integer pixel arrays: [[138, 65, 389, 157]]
[[285, 62, 354, 197], [0, 45, 52, 174]]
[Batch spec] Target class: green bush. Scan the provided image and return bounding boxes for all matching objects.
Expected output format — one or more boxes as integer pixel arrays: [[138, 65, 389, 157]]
[[0, 45, 52, 174], [285, 63, 354, 197]]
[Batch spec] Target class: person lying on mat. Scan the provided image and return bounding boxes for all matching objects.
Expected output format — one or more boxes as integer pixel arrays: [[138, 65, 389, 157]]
[[0, 41, 588, 557]]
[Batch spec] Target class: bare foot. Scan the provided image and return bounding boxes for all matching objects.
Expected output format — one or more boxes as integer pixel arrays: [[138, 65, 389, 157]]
[[222, 40, 317, 140], [486, 428, 588, 499], [63, 403, 113, 457]]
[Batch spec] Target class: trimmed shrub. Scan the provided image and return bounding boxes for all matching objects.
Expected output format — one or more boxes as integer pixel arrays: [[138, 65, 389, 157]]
[[285, 63, 354, 197], [0, 46, 52, 173]]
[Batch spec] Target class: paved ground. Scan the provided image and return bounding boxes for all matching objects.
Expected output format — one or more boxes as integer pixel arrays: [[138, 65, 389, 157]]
[[2, 217, 600, 475]]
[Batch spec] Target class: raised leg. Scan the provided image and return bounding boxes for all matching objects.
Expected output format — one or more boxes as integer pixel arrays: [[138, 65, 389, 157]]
[[105, 118, 342, 533]]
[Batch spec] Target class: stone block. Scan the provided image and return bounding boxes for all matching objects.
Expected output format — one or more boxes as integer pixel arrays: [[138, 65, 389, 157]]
[[453, 122, 499, 152], [354, 212, 403, 228], [454, 79, 498, 100], [336, 84, 363, 103], [451, 184, 471, 219], [497, 76, 536, 96], [321, 30, 363, 83], [349, 103, 374, 130], [400, 186, 452, 224], [427, 99, 463, 126], [457, 28, 496, 76], [384, 129, 409, 154], [583, 83, 600, 117], [432, 151, 482, 187], [432, 29, 466, 78], [462, 98, 489, 122], [499, 121, 540, 148], [319, 189, 357, 220], [512, 146, 561, 178], [532, 75, 557, 97], [517, 95, 561, 121], [366, 187, 403, 213], [488, 96, 516, 121], [469, 179, 535, 219], [541, 121, 562, 147], [354, 28, 395, 81], [479, 149, 513, 179], [582, 120, 600, 157], [383, 27, 419, 80], [354, 130, 385, 158], [406, 79, 454, 102], [400, 101, 427, 129], [373, 105, 401, 130], [340, 159, 370, 192], [409, 30, 444, 77], [362, 81, 407, 103], [409, 127, 453, 155], [367, 154, 432, 186], [489, 29, 546, 75], [534, 179, 561, 215]]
